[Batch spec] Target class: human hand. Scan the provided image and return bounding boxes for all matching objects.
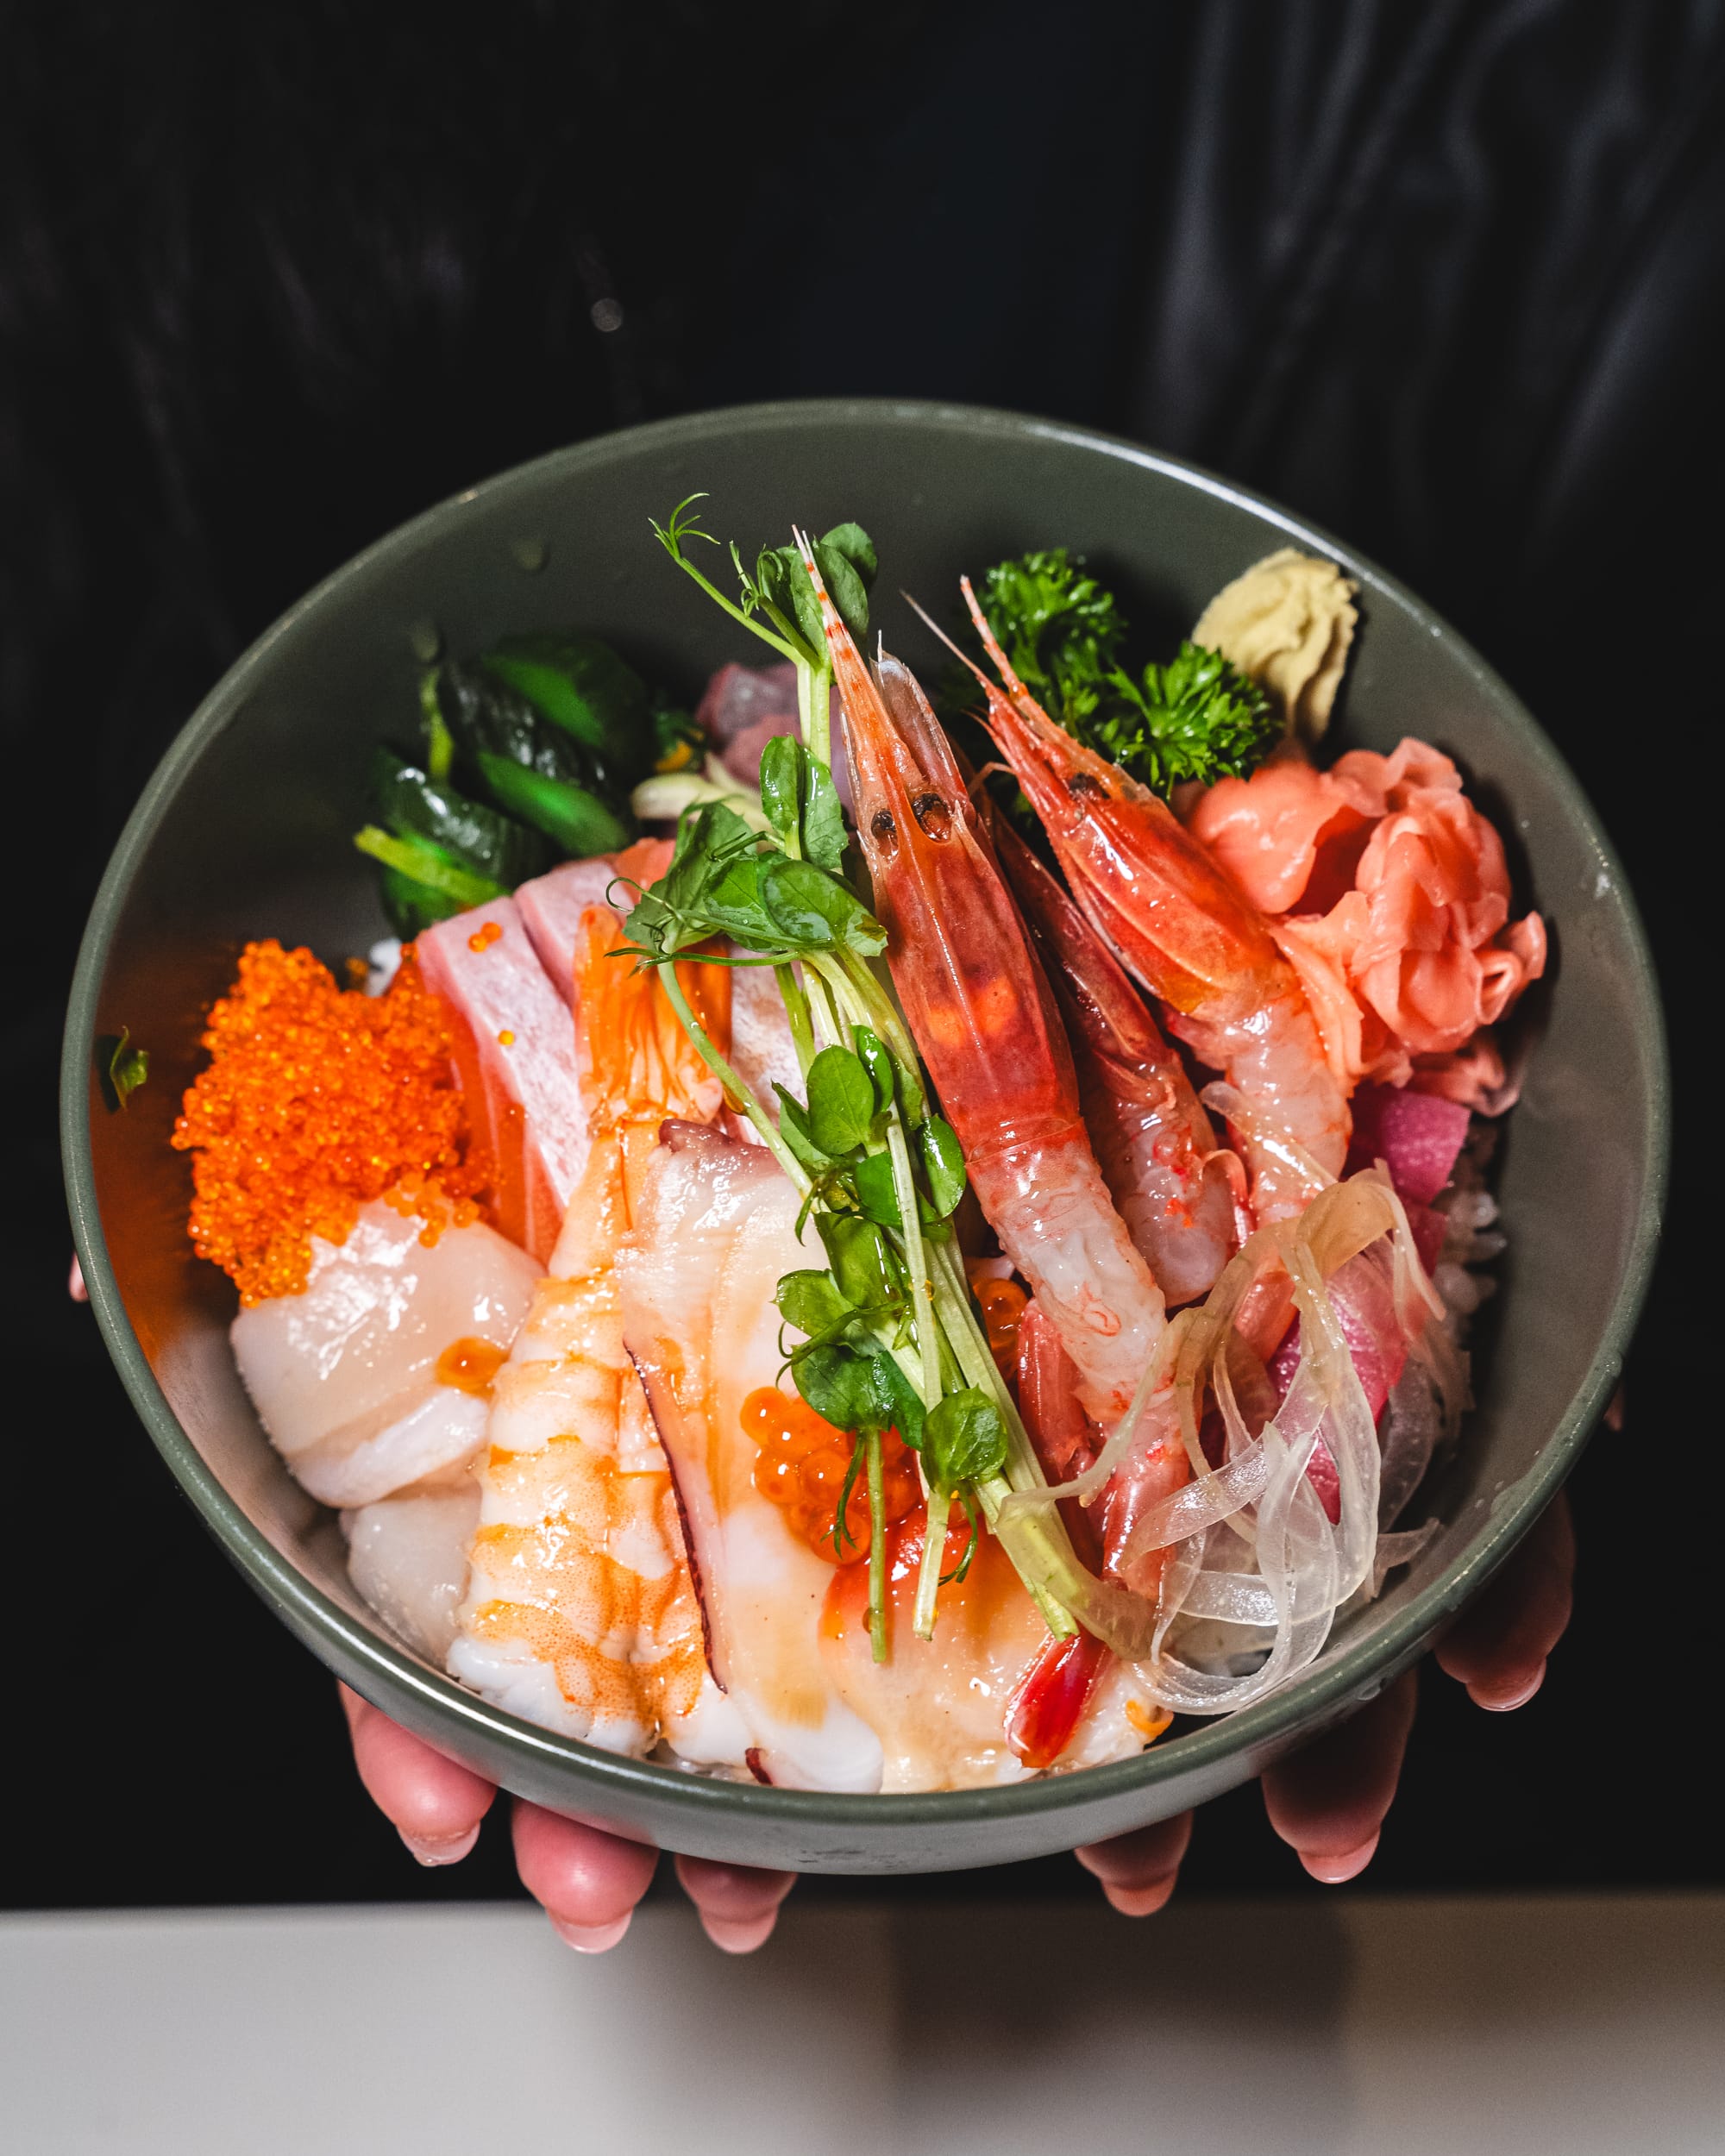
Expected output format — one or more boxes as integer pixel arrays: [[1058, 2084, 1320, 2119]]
[[1076, 1490, 1577, 1908], [340, 1492, 1573, 1944], [337, 1685, 796, 1954]]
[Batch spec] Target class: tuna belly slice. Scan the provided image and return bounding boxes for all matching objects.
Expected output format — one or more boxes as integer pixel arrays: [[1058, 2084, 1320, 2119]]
[[231, 1201, 539, 1507], [415, 898, 587, 1263], [515, 842, 673, 1003], [618, 1125, 883, 1793]]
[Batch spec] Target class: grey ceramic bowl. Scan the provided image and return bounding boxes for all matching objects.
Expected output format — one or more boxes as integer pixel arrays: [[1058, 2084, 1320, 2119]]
[[63, 400, 1666, 1873]]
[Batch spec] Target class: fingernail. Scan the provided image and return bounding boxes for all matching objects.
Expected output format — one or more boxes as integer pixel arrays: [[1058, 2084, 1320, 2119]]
[[1302, 1832, 1378, 1885], [1475, 1660, 1545, 1713], [704, 1911, 778, 1954], [400, 1824, 480, 1868], [1101, 1876, 1178, 1918], [551, 1913, 632, 1955]]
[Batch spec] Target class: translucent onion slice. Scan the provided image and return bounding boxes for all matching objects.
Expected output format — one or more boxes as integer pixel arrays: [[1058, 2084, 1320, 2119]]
[[995, 1168, 1455, 1706]]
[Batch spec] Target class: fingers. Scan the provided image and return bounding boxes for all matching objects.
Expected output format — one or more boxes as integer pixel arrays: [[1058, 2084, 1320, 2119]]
[[339, 1684, 496, 1866], [673, 1854, 799, 1954], [1261, 1665, 1419, 1883], [514, 1801, 662, 1954], [1074, 1810, 1194, 1916], [1434, 1491, 1575, 1709]]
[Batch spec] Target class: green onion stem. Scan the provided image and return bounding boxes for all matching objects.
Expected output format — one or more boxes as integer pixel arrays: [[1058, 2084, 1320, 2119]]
[[797, 656, 834, 772], [884, 1115, 941, 1407]]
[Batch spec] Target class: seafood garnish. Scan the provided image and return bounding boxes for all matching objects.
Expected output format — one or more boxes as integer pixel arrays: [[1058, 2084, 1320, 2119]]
[[618, 1123, 883, 1789], [449, 908, 747, 1762], [181, 503, 1543, 1784], [952, 585, 1350, 1224], [994, 814, 1239, 1307]]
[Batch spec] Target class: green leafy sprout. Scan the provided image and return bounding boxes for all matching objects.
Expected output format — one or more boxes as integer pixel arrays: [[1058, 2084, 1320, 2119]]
[[104, 1027, 149, 1109], [948, 547, 1281, 795], [628, 502, 1088, 1659]]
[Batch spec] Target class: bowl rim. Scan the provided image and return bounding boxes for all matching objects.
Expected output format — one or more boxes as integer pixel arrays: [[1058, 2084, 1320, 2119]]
[[61, 396, 1670, 1833]]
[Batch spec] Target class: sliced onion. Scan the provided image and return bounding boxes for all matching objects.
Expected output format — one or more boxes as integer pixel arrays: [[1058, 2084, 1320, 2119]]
[[995, 1166, 1458, 1702]]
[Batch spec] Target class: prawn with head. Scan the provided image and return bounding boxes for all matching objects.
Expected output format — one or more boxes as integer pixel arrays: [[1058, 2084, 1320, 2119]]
[[795, 538, 1197, 1682], [949, 580, 1352, 1228], [800, 543, 1170, 1435]]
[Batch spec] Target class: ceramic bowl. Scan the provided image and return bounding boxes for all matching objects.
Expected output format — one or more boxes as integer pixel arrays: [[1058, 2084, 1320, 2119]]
[[62, 400, 1666, 1871]]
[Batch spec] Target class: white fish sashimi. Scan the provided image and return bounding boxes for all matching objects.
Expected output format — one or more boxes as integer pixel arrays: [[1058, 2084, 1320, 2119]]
[[618, 1122, 884, 1793], [231, 1200, 538, 1507]]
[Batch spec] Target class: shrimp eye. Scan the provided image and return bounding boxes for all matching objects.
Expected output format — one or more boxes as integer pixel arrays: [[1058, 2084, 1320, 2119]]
[[912, 793, 953, 839], [1068, 772, 1107, 799], [870, 808, 900, 857]]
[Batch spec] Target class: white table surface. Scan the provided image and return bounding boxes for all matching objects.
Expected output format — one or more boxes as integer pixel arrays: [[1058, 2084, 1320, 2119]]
[[3, 1892, 1721, 2154]]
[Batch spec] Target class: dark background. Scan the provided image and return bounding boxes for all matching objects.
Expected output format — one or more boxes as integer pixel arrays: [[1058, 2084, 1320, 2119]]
[[3, 0, 1715, 1910]]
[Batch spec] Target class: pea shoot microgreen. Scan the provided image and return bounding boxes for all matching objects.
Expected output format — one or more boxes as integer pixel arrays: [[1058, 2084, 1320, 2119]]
[[629, 502, 1086, 1659]]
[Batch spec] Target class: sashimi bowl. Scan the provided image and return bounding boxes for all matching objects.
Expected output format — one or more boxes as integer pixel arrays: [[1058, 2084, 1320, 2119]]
[[62, 400, 1666, 1872]]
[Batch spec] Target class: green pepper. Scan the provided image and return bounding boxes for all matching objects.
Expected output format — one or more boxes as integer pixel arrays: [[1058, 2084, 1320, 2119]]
[[433, 659, 637, 854], [372, 750, 551, 887], [481, 631, 652, 788], [474, 753, 634, 857], [378, 864, 460, 939]]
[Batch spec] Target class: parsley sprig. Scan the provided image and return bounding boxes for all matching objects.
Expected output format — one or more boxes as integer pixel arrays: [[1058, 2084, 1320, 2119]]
[[947, 547, 1280, 794]]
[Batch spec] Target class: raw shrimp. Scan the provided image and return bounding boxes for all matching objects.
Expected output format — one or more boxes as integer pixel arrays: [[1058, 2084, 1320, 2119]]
[[817, 605, 1168, 1429], [448, 909, 750, 1764], [959, 586, 1350, 1223], [820, 1508, 1164, 1789], [1004, 1300, 1182, 1764], [994, 816, 1239, 1305], [618, 1121, 885, 1790]]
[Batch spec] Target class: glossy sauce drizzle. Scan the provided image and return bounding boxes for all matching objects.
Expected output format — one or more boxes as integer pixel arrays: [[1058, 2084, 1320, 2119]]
[[436, 1335, 510, 1395]]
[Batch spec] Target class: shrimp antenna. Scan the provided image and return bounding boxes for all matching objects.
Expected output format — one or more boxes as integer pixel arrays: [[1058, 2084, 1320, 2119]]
[[957, 575, 1038, 705], [899, 589, 988, 686]]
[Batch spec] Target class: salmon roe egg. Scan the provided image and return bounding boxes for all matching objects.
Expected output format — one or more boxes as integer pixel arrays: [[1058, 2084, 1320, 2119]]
[[172, 940, 487, 1305], [741, 1387, 919, 1564], [970, 1272, 1029, 1376]]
